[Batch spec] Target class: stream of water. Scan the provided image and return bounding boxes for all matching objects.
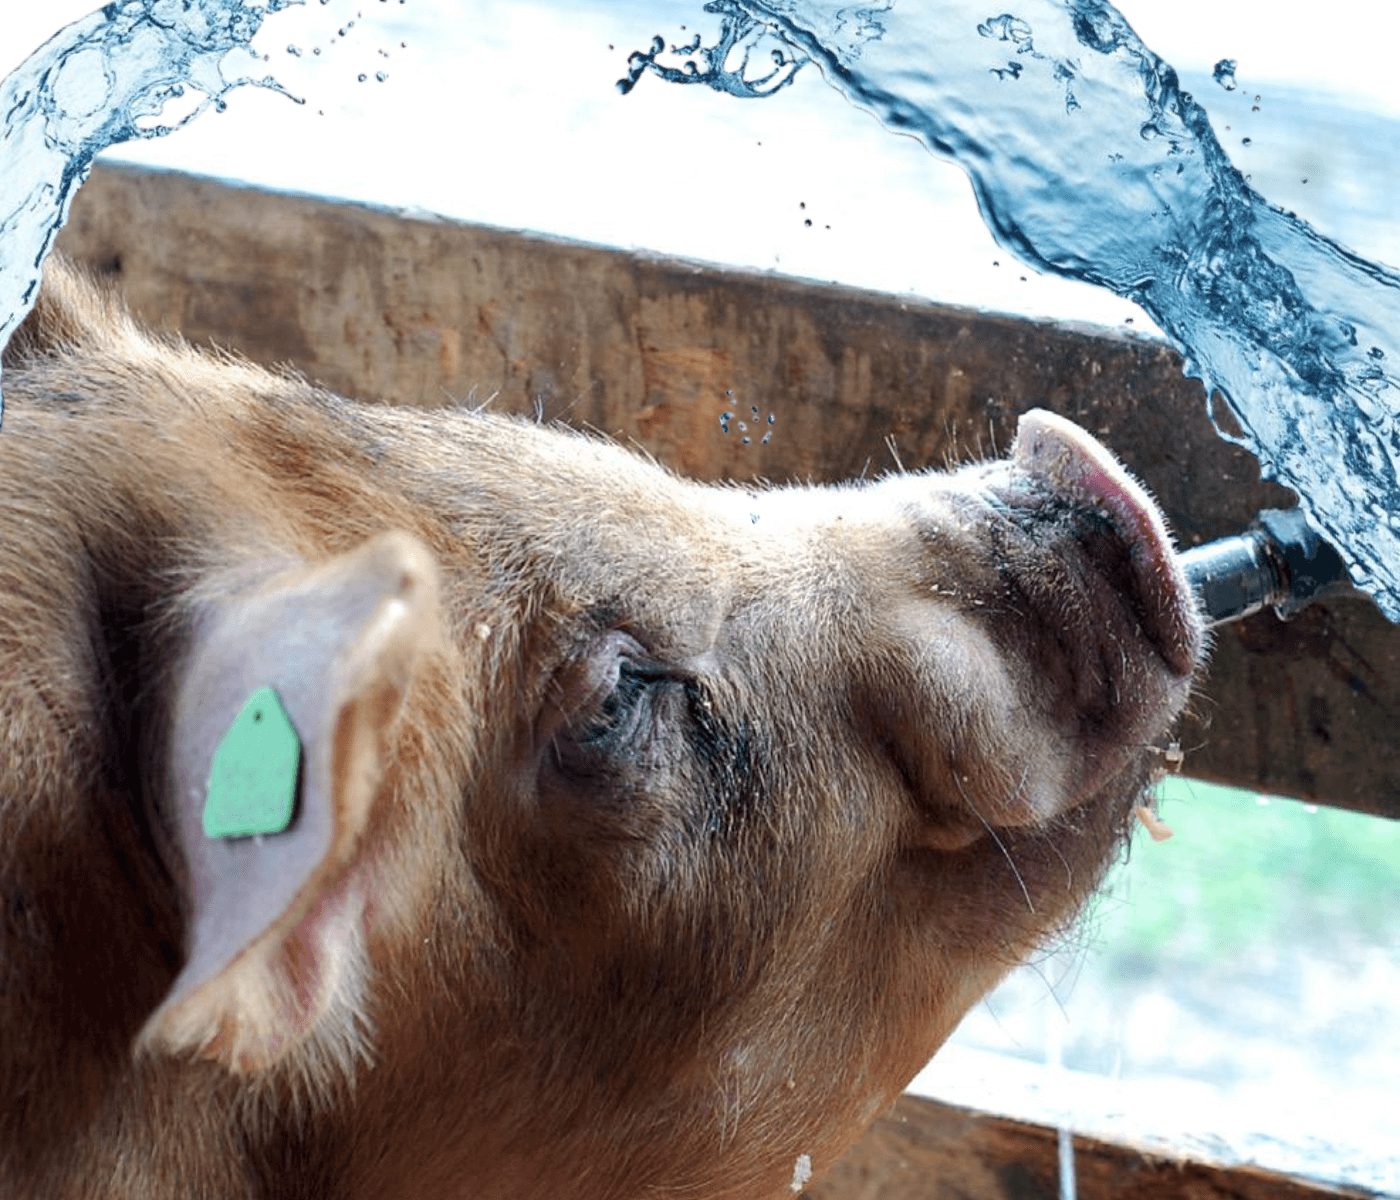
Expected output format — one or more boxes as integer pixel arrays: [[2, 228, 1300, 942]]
[[623, 0, 1400, 622]]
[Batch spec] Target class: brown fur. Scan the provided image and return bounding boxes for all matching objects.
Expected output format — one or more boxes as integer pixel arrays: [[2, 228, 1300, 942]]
[[0, 260, 1202, 1198]]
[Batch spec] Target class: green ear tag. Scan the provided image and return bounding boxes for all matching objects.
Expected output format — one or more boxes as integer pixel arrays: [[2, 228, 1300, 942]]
[[203, 687, 302, 839]]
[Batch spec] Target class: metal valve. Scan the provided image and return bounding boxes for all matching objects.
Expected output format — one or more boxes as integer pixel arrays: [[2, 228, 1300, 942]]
[[1179, 508, 1357, 628]]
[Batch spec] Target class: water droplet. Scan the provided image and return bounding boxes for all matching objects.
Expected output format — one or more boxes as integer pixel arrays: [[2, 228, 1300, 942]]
[[977, 14, 1032, 44], [767, 413, 776, 425], [1212, 58, 1237, 91], [738, 421, 748, 432], [1241, 137, 1252, 147], [741, 436, 751, 445], [357, 73, 368, 82], [761, 431, 772, 444], [375, 71, 387, 82]]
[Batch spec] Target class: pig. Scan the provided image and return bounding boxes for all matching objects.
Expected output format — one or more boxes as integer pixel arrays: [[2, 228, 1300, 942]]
[[0, 258, 1203, 1199]]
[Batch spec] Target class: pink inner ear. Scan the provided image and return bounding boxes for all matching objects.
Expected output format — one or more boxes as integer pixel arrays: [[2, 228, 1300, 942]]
[[160, 597, 348, 1018], [144, 532, 441, 1065]]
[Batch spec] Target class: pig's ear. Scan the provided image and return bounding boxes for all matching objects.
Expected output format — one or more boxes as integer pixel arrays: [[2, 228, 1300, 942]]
[[138, 531, 441, 1074]]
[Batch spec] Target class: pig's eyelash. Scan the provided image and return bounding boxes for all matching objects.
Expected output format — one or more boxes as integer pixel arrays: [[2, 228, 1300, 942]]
[[619, 658, 686, 684], [571, 662, 654, 748], [562, 659, 693, 764]]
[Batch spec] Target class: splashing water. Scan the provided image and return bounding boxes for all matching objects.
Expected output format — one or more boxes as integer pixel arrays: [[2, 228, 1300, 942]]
[[3, 1, 1398, 621], [0, 0, 300, 420], [625, 0, 1400, 623]]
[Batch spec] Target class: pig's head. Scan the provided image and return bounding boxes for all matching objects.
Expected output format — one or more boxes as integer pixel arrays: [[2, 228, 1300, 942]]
[[1, 262, 1203, 1199]]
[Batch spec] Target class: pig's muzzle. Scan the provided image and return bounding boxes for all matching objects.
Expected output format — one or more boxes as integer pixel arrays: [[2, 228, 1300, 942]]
[[1008, 408, 1204, 678]]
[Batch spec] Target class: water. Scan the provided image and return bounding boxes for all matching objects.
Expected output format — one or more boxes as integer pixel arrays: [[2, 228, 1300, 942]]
[[0, 0, 299, 420], [623, 0, 1400, 623]]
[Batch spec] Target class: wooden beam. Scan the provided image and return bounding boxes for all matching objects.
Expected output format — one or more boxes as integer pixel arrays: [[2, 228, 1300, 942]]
[[803, 1094, 1375, 1200], [55, 164, 1400, 818]]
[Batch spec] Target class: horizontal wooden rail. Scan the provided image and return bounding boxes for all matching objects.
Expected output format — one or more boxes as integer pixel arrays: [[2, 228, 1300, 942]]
[[805, 1093, 1375, 1200], [55, 164, 1400, 818]]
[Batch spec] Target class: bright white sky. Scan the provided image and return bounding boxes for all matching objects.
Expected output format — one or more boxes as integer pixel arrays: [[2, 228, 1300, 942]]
[[3, 1, 1398, 332]]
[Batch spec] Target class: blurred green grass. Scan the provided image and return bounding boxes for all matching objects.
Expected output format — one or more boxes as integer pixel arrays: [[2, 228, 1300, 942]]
[[1093, 778, 1400, 975]]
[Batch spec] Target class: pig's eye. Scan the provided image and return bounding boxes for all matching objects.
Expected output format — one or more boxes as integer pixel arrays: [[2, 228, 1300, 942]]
[[570, 660, 658, 751], [546, 633, 676, 777]]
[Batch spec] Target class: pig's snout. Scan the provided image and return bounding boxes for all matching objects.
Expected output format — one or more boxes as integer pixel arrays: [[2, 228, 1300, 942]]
[[873, 409, 1204, 843], [1008, 408, 1203, 677]]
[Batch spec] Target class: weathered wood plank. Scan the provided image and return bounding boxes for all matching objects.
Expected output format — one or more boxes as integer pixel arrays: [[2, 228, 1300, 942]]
[[804, 1095, 1376, 1200], [55, 163, 1400, 818]]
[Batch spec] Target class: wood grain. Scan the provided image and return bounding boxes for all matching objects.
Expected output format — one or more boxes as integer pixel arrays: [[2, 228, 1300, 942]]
[[804, 1095, 1378, 1200]]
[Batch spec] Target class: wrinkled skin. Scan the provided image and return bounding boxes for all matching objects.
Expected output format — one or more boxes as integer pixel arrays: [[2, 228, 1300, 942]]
[[0, 262, 1203, 1198]]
